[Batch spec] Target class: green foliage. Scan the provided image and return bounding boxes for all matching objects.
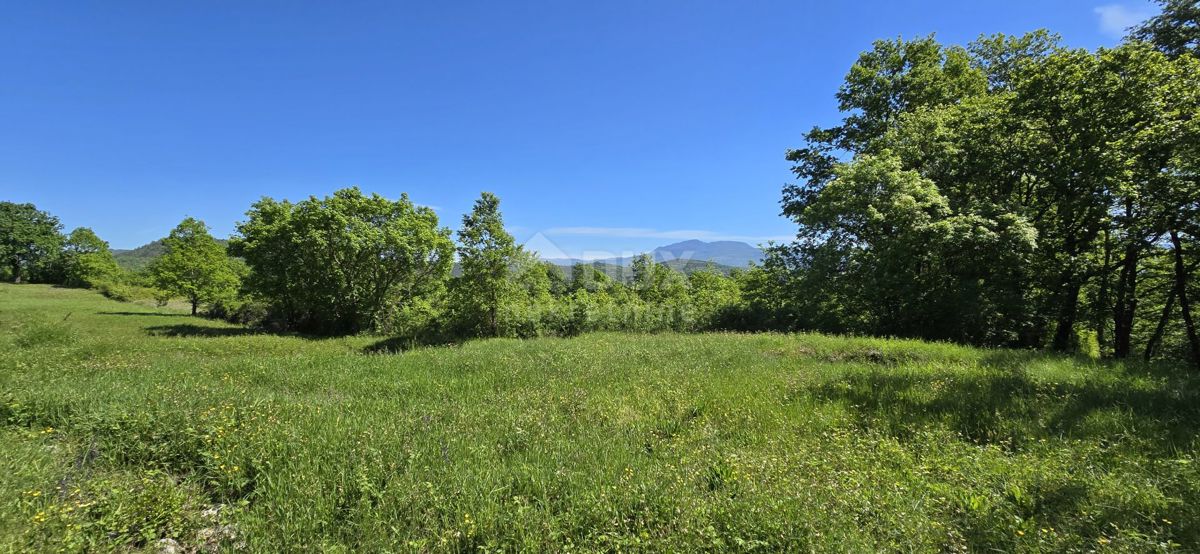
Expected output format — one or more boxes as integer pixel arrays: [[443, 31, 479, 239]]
[[631, 253, 687, 303], [449, 192, 527, 338], [1131, 0, 1200, 58], [2, 284, 1199, 551], [93, 280, 136, 302], [771, 17, 1200, 362], [0, 202, 63, 284], [149, 218, 240, 315], [59, 227, 121, 288], [231, 187, 453, 334]]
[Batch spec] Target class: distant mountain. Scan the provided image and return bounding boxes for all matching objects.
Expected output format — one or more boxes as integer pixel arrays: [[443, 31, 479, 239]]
[[535, 240, 763, 280], [113, 238, 230, 272], [649, 240, 763, 267], [112, 240, 166, 272], [543, 240, 764, 269]]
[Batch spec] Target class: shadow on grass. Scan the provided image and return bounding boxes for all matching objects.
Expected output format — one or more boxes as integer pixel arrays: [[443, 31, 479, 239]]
[[98, 311, 188, 317], [143, 323, 336, 341], [808, 351, 1200, 454], [362, 335, 458, 354], [144, 324, 264, 338]]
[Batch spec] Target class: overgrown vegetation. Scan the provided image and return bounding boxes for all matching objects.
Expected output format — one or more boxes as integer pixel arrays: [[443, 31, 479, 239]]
[[2, 284, 1198, 551], [770, 6, 1200, 364]]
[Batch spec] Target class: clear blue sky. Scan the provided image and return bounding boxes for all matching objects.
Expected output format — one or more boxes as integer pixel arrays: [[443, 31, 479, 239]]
[[0, 1, 1152, 256]]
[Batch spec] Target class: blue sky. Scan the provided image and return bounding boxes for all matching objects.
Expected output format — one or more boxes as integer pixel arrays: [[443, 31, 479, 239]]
[[0, 1, 1154, 256]]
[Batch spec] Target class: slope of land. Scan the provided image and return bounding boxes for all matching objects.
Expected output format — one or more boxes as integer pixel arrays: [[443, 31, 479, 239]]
[[1, 284, 1197, 551], [650, 240, 764, 267], [113, 238, 231, 272], [548, 240, 764, 271], [111, 239, 167, 271]]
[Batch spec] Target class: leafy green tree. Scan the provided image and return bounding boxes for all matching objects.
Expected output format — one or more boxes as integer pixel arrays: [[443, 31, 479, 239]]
[[0, 202, 62, 283], [231, 188, 453, 334], [451, 192, 521, 338], [1131, 0, 1200, 58], [150, 218, 239, 315], [60, 227, 120, 288], [687, 267, 741, 329], [770, 26, 1200, 359], [631, 254, 686, 303], [569, 264, 613, 293]]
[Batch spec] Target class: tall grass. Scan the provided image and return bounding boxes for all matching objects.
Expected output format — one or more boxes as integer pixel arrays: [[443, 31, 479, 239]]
[[1, 284, 1197, 552]]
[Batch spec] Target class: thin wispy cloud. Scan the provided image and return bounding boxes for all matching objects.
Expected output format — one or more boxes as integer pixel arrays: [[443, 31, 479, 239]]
[[543, 226, 791, 244], [1094, 3, 1154, 38]]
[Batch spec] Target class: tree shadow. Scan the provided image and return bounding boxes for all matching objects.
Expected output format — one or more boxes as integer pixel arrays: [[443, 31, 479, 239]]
[[144, 324, 264, 338], [98, 311, 187, 317], [807, 351, 1200, 454], [362, 335, 458, 354]]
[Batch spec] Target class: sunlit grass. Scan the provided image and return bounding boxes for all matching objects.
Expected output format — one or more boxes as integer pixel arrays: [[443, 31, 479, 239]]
[[1, 284, 1197, 551]]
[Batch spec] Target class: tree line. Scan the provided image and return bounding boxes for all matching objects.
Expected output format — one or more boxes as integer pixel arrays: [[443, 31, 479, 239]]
[[2, 0, 1196, 364], [0, 191, 755, 346], [761, 0, 1199, 365]]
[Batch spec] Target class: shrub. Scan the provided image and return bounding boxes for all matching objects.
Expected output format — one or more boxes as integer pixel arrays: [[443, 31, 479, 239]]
[[94, 280, 135, 302]]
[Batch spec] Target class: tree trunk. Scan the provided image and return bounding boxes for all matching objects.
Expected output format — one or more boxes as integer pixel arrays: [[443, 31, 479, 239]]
[[191, 298, 199, 316], [1052, 279, 1082, 352], [11, 259, 21, 284], [1112, 239, 1140, 359], [1170, 230, 1200, 369], [1145, 286, 1176, 362], [1096, 228, 1112, 350]]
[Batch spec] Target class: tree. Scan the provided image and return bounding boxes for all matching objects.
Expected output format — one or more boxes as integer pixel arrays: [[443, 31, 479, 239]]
[[452, 192, 521, 338], [60, 227, 120, 287], [231, 188, 453, 334], [150, 218, 239, 315], [631, 254, 686, 304], [1131, 0, 1200, 58], [0, 202, 62, 283]]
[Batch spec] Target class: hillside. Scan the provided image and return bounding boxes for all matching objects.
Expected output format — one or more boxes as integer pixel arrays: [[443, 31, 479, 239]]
[[113, 238, 231, 272], [650, 240, 764, 267], [543, 240, 763, 273], [2, 283, 1197, 551], [111, 239, 166, 271]]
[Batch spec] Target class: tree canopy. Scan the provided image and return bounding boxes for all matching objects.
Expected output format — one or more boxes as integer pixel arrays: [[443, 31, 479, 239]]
[[150, 218, 240, 315], [0, 202, 62, 283], [231, 187, 453, 334]]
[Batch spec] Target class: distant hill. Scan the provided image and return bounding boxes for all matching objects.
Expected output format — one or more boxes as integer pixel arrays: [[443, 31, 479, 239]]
[[549, 259, 738, 282], [116, 237, 760, 278], [649, 240, 763, 267], [112, 240, 167, 272], [544, 240, 764, 271], [113, 238, 230, 272]]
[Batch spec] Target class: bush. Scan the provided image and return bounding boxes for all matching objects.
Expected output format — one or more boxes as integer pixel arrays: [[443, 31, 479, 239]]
[[205, 298, 270, 327], [94, 280, 135, 302]]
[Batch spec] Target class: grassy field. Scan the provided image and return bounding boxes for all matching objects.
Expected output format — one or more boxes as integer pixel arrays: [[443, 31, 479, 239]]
[[1, 284, 1198, 552]]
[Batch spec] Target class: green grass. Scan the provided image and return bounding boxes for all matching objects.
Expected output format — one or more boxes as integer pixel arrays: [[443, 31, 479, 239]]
[[1, 284, 1198, 552]]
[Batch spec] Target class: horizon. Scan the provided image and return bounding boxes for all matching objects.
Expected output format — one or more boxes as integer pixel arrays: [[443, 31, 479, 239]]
[[1, 1, 1152, 253]]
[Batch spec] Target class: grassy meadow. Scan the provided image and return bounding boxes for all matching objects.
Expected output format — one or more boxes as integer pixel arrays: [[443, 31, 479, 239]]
[[1, 283, 1198, 552]]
